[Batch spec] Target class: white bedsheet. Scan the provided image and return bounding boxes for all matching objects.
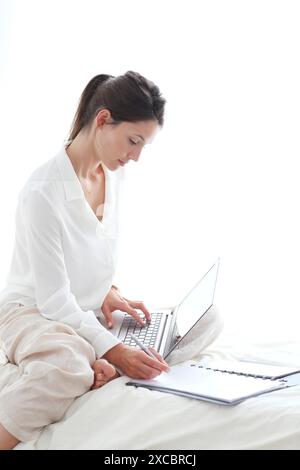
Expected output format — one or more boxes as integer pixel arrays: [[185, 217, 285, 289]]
[[10, 331, 300, 450]]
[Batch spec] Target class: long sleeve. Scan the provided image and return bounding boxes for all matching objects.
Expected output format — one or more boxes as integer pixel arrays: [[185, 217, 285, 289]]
[[21, 189, 121, 358]]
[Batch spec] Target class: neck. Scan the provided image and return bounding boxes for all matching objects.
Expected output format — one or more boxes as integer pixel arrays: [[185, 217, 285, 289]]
[[66, 131, 103, 179]]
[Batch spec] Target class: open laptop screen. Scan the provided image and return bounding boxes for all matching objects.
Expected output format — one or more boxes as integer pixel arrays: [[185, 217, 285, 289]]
[[175, 260, 219, 338]]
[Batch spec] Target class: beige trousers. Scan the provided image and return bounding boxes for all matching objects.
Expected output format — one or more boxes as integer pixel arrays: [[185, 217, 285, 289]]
[[0, 302, 96, 442]]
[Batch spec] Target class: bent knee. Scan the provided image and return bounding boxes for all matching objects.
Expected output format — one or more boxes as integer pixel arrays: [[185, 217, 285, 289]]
[[22, 322, 96, 363], [23, 347, 95, 395], [20, 329, 95, 389]]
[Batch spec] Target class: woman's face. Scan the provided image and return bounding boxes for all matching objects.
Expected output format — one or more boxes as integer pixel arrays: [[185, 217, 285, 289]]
[[94, 110, 160, 171]]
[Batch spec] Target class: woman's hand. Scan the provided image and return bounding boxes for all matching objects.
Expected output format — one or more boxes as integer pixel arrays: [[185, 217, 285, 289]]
[[101, 286, 151, 328], [102, 343, 170, 379]]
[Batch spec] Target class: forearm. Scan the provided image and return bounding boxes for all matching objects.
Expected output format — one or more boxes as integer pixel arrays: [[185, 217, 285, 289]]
[[102, 343, 129, 369]]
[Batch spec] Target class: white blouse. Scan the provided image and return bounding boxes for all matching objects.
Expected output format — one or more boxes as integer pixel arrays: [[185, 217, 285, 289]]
[[0, 147, 125, 358]]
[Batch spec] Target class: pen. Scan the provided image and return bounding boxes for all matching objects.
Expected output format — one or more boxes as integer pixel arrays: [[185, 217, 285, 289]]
[[130, 334, 157, 360]]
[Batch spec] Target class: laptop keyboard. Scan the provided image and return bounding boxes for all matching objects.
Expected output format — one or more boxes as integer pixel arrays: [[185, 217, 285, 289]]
[[123, 312, 163, 348]]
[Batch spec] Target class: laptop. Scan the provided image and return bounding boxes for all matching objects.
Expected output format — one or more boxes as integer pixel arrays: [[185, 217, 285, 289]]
[[97, 259, 219, 360]]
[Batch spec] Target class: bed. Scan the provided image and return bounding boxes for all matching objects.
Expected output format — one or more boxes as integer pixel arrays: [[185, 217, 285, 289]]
[[1, 307, 300, 450]]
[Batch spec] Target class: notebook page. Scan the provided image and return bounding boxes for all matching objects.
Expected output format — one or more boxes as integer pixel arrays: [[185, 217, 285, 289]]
[[127, 361, 287, 404], [199, 359, 300, 379]]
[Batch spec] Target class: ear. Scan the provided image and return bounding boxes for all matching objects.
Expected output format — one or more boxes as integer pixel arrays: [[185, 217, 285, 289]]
[[96, 108, 113, 128]]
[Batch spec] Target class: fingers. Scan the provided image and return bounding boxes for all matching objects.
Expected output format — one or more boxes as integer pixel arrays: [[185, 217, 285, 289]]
[[125, 300, 151, 323], [141, 351, 170, 373], [140, 363, 163, 379], [102, 305, 113, 329], [123, 304, 147, 327], [148, 347, 169, 368], [102, 290, 151, 328], [133, 354, 169, 379], [113, 347, 168, 380]]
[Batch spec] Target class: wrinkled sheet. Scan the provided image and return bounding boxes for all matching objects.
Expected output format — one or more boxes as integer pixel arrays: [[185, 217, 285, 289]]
[[8, 333, 300, 450]]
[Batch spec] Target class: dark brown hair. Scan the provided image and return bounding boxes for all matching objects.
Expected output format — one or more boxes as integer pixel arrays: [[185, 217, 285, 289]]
[[68, 71, 166, 142]]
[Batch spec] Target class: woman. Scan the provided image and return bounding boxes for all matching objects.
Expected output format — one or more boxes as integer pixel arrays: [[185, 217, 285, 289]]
[[0, 71, 169, 449]]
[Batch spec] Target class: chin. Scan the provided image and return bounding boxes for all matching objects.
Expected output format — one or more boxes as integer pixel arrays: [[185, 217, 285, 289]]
[[105, 161, 118, 171]]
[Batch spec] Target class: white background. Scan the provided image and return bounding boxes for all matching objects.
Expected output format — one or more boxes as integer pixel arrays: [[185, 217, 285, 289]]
[[1, 0, 300, 341]]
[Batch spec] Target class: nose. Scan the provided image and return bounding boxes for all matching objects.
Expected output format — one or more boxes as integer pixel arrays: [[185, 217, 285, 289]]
[[128, 150, 141, 162]]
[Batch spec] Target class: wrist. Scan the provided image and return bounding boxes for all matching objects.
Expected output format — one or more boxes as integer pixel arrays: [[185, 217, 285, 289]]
[[102, 343, 128, 367]]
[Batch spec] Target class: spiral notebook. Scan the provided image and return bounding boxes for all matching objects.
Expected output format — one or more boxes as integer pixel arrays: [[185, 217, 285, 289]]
[[126, 359, 300, 405]]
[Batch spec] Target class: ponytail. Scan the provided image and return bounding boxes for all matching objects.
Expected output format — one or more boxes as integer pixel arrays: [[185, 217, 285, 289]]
[[68, 74, 113, 142]]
